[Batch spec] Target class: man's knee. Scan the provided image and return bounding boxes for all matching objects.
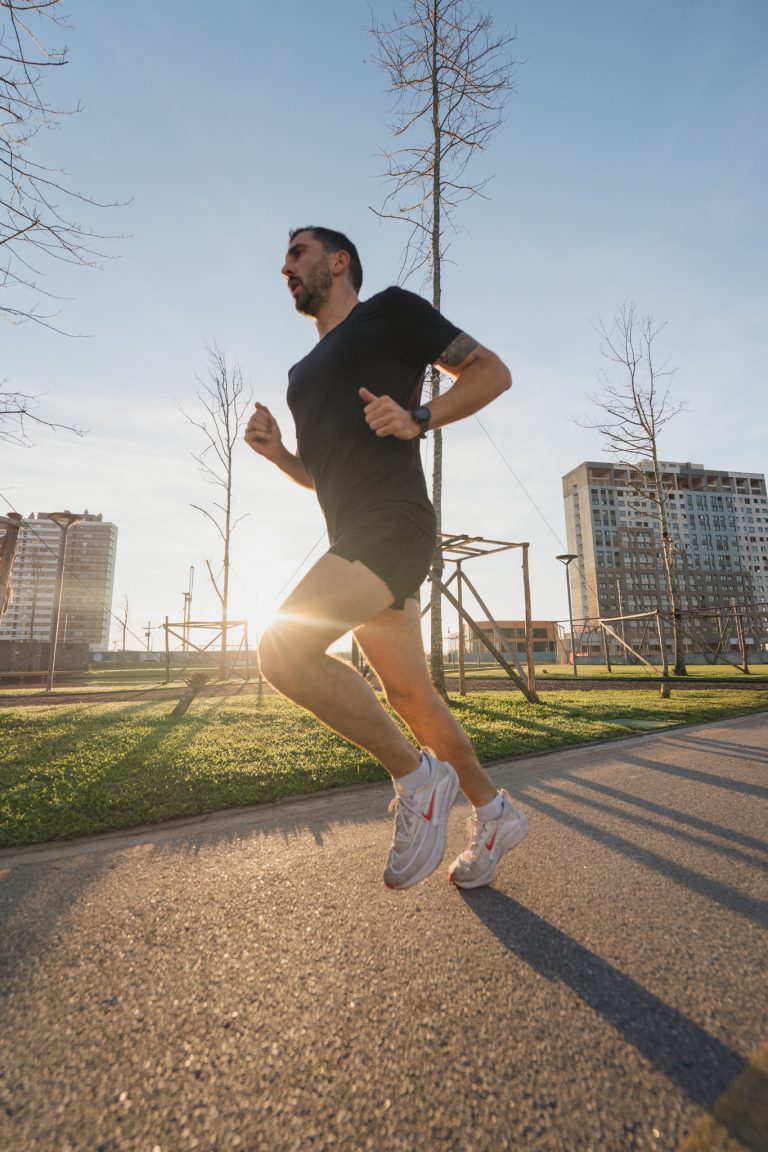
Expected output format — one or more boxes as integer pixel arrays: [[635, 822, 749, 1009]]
[[258, 623, 298, 690], [384, 679, 435, 720], [257, 620, 322, 690]]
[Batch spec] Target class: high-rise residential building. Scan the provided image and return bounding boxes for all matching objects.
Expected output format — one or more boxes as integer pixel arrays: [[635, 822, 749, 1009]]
[[0, 512, 118, 649], [562, 461, 768, 633]]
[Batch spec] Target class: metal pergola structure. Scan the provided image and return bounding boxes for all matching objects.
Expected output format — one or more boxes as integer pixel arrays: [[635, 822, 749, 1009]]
[[599, 600, 766, 678], [424, 533, 540, 704], [161, 617, 251, 683]]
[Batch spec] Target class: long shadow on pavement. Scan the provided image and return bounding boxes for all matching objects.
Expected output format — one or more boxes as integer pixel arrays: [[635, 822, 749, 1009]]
[[555, 770, 768, 857], [513, 789, 768, 930], [615, 751, 768, 799], [460, 889, 764, 1148], [533, 777, 768, 871], [663, 730, 768, 764]]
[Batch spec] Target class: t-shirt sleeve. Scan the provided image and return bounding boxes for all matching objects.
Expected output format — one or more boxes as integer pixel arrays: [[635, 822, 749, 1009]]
[[385, 287, 463, 368]]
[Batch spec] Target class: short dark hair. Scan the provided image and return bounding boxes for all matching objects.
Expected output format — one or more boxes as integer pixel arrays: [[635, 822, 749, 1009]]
[[288, 225, 363, 293]]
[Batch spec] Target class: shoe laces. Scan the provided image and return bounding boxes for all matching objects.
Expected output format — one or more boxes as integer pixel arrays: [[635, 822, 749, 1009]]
[[388, 792, 419, 849], [458, 811, 489, 862]]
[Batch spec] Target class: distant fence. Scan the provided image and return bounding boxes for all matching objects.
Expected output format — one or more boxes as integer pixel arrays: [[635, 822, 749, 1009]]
[[0, 640, 89, 674]]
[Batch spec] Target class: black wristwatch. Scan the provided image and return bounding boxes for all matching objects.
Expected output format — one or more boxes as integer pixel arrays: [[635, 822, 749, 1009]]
[[411, 405, 432, 438]]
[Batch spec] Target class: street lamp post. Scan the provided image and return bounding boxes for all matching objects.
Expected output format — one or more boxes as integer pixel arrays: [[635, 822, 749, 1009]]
[[46, 511, 84, 691], [556, 553, 579, 677]]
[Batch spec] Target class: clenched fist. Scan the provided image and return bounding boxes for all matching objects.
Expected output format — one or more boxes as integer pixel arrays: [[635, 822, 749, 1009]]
[[359, 387, 421, 440], [244, 402, 283, 460]]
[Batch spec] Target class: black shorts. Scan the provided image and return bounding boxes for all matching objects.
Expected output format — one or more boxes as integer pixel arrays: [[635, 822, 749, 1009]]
[[328, 512, 436, 610]]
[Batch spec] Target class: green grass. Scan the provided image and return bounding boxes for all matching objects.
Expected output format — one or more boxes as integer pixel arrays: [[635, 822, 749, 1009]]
[[1, 688, 766, 849], [0, 665, 213, 696], [459, 662, 768, 680]]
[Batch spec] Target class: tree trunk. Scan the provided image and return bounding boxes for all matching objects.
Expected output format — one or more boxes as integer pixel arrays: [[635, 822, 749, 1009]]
[[652, 459, 687, 675], [221, 513, 230, 680], [428, 7, 448, 698]]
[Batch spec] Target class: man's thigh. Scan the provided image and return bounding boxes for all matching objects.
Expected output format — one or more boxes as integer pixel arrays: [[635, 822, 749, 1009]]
[[274, 552, 396, 653], [354, 598, 432, 691]]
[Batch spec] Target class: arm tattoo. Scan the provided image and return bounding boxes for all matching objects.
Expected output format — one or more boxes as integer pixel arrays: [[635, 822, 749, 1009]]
[[438, 331, 479, 368]]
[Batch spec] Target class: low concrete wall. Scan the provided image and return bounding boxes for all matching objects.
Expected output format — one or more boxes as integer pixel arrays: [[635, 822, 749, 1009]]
[[0, 640, 90, 673]]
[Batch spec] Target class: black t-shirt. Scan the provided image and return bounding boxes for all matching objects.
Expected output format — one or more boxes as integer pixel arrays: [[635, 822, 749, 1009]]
[[286, 287, 461, 542]]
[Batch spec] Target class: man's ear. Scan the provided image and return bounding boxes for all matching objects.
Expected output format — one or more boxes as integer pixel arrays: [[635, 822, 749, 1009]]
[[332, 249, 351, 277]]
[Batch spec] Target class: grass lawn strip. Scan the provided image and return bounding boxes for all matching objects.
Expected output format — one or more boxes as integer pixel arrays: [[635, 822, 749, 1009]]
[[1, 689, 766, 849]]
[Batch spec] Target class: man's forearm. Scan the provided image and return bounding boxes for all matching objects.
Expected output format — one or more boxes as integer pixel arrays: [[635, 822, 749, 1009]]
[[272, 445, 314, 488], [428, 350, 511, 432]]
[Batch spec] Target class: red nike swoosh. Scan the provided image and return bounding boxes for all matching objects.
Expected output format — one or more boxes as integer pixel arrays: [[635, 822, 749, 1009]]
[[485, 829, 498, 851], [422, 791, 436, 821]]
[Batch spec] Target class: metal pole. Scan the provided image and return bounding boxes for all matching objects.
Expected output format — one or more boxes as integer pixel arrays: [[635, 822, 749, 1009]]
[[243, 622, 251, 682], [46, 517, 79, 691], [566, 571, 577, 676], [602, 623, 612, 673], [164, 615, 171, 684], [556, 555, 579, 677], [456, 561, 466, 696], [521, 544, 536, 695], [733, 599, 750, 674], [615, 577, 626, 663], [656, 610, 669, 677]]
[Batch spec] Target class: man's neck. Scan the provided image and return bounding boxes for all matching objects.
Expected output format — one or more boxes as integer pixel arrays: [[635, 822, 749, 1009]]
[[314, 287, 360, 339]]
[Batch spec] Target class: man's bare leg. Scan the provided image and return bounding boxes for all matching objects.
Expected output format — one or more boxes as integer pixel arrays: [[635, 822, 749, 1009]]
[[354, 599, 498, 807], [356, 598, 530, 887], [257, 554, 422, 780], [259, 555, 464, 890]]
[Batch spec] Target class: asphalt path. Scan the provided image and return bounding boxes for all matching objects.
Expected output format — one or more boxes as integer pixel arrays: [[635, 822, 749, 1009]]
[[1, 713, 766, 1152]]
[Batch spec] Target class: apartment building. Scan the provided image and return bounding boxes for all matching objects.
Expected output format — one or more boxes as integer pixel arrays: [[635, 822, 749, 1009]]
[[0, 511, 118, 650], [561, 462, 768, 648], [447, 620, 559, 664]]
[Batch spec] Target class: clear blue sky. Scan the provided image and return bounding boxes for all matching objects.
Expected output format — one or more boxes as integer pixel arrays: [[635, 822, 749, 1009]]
[[2, 0, 766, 649]]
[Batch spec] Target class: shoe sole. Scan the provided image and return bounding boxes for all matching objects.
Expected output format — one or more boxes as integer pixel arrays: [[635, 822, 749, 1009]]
[[450, 810, 529, 890], [384, 765, 460, 890]]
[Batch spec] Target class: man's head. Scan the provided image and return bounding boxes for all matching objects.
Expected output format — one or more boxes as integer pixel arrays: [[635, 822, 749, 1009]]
[[282, 226, 363, 317]]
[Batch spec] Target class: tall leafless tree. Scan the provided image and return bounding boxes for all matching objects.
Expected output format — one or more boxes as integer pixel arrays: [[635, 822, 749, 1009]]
[[1, 0, 117, 325], [1, 0, 118, 441], [581, 302, 689, 675], [369, 0, 517, 694], [183, 346, 251, 678]]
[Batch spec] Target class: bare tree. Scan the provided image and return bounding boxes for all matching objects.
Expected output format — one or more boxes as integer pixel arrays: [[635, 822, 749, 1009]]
[[369, 0, 517, 694], [1, 0, 118, 328], [1, 1, 119, 443], [183, 346, 252, 678], [0, 383, 85, 443], [581, 302, 689, 675]]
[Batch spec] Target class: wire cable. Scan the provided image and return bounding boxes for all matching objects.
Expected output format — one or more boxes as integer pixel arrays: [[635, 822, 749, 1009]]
[[472, 415, 568, 551], [470, 415, 606, 617], [272, 530, 327, 602]]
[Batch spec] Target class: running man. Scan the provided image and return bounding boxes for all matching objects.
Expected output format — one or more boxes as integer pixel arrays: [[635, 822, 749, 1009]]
[[245, 226, 528, 889]]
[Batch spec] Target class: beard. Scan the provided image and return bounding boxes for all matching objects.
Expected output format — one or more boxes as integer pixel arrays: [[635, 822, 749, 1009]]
[[292, 256, 333, 317]]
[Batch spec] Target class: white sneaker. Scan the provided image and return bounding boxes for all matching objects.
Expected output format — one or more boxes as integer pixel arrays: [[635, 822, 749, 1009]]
[[383, 750, 459, 890], [448, 791, 528, 889]]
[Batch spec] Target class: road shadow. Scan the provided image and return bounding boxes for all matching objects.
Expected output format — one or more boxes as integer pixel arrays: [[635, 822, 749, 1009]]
[[662, 730, 768, 765], [460, 889, 764, 1147], [615, 750, 768, 799], [556, 770, 768, 858], [533, 777, 768, 871], [512, 787, 768, 930]]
